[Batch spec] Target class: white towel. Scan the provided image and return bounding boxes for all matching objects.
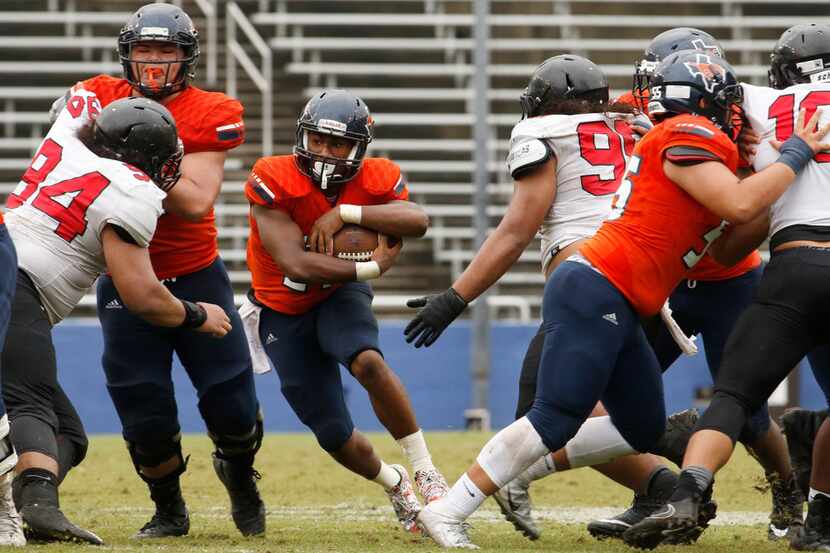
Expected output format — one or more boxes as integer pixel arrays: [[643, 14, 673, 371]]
[[660, 300, 699, 356], [239, 296, 273, 374]]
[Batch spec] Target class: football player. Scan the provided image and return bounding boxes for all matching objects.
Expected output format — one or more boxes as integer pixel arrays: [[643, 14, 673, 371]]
[[53, 4, 265, 539], [495, 28, 800, 543], [624, 24, 830, 551], [407, 50, 828, 548], [3, 93, 231, 544], [242, 89, 448, 533]]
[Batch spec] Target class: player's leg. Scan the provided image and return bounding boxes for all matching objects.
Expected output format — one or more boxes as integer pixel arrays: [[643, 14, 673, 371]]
[[50, 386, 88, 486], [318, 282, 448, 504], [259, 301, 422, 533], [171, 260, 265, 536], [97, 274, 188, 539], [418, 262, 660, 547], [3, 270, 99, 544], [0, 232, 23, 547]]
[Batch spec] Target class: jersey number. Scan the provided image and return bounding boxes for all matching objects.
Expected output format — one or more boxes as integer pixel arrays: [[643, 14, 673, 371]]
[[7, 138, 111, 242], [682, 221, 727, 269], [577, 120, 635, 195], [768, 91, 830, 163], [607, 154, 641, 221]]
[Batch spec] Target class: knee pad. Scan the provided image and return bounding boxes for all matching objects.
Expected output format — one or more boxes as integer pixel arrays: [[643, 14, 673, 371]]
[[525, 399, 586, 453], [126, 433, 188, 483], [696, 391, 748, 444], [56, 432, 88, 468], [738, 406, 772, 445], [9, 414, 57, 461], [209, 408, 263, 462], [564, 416, 638, 469], [476, 417, 548, 489], [198, 371, 258, 437]]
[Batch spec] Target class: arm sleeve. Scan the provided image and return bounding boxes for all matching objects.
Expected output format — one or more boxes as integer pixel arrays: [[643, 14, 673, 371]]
[[661, 121, 735, 166], [191, 98, 246, 152], [507, 135, 553, 179], [245, 159, 289, 211], [101, 191, 161, 249]]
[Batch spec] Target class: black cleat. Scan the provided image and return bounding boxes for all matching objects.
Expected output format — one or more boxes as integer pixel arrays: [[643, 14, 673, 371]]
[[650, 409, 699, 467], [134, 505, 190, 539], [781, 409, 827, 498], [213, 455, 266, 536], [588, 468, 676, 541], [790, 494, 830, 551], [21, 504, 103, 545], [623, 484, 715, 552], [768, 472, 804, 540]]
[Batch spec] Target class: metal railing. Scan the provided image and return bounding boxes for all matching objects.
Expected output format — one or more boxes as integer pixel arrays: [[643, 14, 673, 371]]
[[171, 0, 218, 87], [226, 1, 273, 156]]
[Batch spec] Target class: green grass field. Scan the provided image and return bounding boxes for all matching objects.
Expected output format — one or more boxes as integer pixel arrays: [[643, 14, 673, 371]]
[[45, 432, 789, 552]]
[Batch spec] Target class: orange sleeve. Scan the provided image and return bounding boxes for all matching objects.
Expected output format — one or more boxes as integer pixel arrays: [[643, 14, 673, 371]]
[[361, 158, 409, 201], [660, 118, 737, 168], [192, 97, 246, 152], [245, 159, 284, 209]]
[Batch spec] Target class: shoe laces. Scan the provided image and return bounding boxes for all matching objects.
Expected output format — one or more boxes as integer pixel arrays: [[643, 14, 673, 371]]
[[416, 469, 448, 502]]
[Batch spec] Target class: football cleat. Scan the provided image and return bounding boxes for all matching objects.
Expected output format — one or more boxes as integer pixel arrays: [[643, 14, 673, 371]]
[[0, 474, 24, 547], [415, 468, 450, 504], [781, 409, 827, 497], [649, 409, 698, 467], [768, 472, 804, 540], [134, 504, 189, 539], [493, 478, 540, 540], [790, 494, 830, 551], [21, 505, 103, 545], [385, 465, 422, 533], [417, 503, 479, 549], [622, 494, 710, 550], [213, 455, 266, 536]]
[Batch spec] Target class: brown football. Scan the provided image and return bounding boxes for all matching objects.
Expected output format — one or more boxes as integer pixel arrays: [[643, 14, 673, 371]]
[[332, 224, 379, 261]]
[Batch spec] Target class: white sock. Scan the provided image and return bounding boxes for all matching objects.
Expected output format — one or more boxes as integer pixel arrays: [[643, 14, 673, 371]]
[[430, 473, 485, 521], [521, 453, 556, 483], [809, 487, 830, 501], [373, 461, 402, 490], [397, 429, 434, 474]]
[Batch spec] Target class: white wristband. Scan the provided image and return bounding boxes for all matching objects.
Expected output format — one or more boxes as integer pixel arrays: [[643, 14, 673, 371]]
[[340, 204, 362, 224], [355, 261, 381, 281]]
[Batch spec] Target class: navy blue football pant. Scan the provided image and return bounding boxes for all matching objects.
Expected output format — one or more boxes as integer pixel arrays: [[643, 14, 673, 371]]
[[258, 282, 380, 452], [525, 261, 666, 455], [698, 248, 830, 442], [0, 226, 16, 420], [97, 258, 258, 446]]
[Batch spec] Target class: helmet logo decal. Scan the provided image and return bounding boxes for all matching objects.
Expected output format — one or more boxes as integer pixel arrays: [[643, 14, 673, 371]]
[[140, 26, 170, 37], [683, 54, 727, 93], [317, 119, 348, 134], [690, 38, 722, 58]]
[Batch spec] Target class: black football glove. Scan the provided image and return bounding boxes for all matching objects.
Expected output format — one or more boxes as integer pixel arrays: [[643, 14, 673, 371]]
[[404, 287, 468, 348]]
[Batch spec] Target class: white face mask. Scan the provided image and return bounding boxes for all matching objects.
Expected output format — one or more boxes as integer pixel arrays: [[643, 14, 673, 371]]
[[312, 161, 337, 190]]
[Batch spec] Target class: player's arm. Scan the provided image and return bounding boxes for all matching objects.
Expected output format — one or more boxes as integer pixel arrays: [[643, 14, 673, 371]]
[[667, 108, 830, 224], [252, 205, 400, 283], [101, 225, 231, 336], [309, 200, 428, 255], [162, 150, 226, 221], [404, 158, 556, 347], [708, 212, 770, 267]]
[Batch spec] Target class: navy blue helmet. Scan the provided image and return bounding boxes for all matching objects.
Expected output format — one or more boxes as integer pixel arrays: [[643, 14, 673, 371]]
[[769, 24, 830, 89], [118, 3, 200, 99], [294, 89, 373, 193], [634, 28, 725, 106], [93, 97, 183, 191], [519, 55, 608, 118], [648, 50, 743, 139]]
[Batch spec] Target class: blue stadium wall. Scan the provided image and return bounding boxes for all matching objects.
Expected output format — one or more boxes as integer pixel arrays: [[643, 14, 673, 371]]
[[55, 321, 826, 434]]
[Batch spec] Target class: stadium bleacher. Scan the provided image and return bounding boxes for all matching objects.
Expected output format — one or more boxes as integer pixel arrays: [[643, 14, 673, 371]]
[[0, 0, 817, 320]]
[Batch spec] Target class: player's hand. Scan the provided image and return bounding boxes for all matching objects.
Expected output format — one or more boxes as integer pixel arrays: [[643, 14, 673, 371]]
[[629, 113, 653, 138], [404, 288, 468, 348], [737, 126, 760, 161], [196, 302, 232, 338], [309, 208, 344, 255], [773, 107, 830, 154], [371, 234, 402, 274]]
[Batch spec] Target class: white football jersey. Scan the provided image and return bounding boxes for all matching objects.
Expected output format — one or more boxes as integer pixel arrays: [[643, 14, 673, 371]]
[[507, 112, 636, 270], [742, 82, 830, 238], [4, 89, 165, 324]]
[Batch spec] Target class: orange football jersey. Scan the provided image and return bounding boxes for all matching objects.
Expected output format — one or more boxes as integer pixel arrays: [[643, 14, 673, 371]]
[[72, 75, 245, 279], [246, 156, 408, 315], [615, 88, 760, 281], [581, 114, 740, 316]]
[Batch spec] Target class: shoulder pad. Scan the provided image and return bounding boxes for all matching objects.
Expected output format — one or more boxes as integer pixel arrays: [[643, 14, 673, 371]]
[[665, 145, 722, 164], [665, 115, 719, 139], [252, 156, 312, 200], [510, 115, 573, 140], [358, 158, 403, 195], [507, 135, 552, 179]]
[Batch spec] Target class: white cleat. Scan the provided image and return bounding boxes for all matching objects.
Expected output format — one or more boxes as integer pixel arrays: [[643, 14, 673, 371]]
[[385, 465, 422, 533], [0, 473, 25, 547], [414, 468, 450, 504], [417, 503, 479, 549]]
